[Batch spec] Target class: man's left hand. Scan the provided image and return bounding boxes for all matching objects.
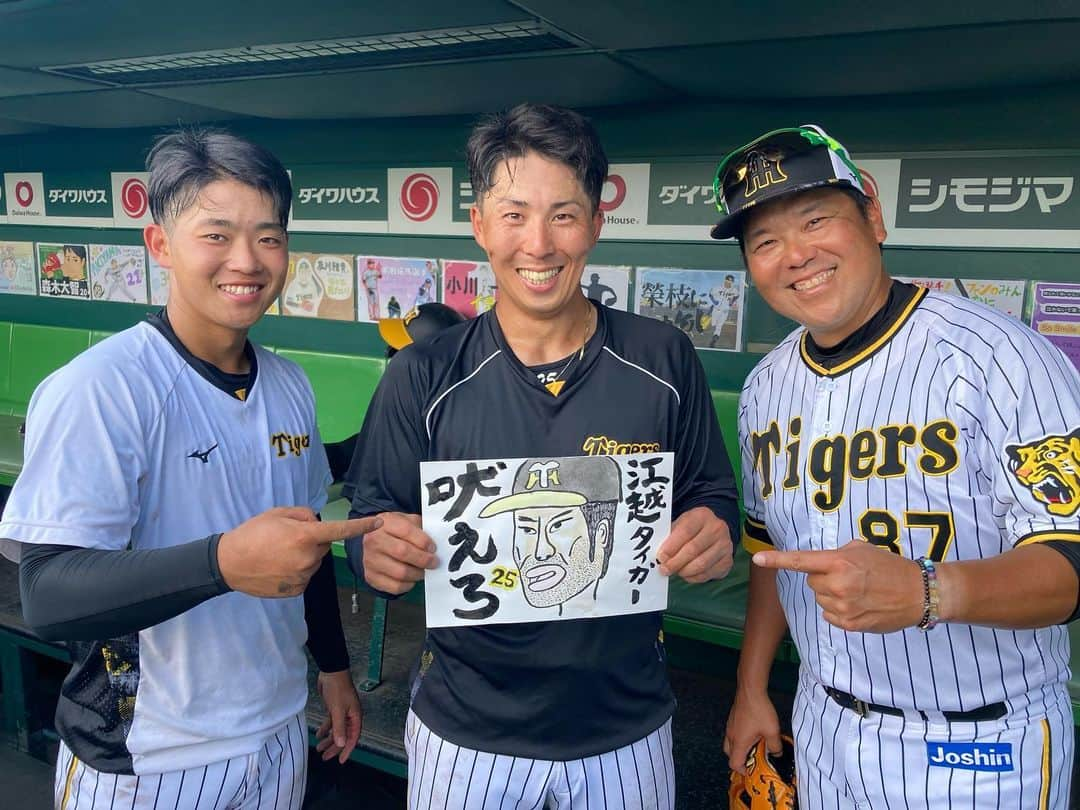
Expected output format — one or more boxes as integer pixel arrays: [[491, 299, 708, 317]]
[[656, 506, 734, 583], [314, 670, 363, 764]]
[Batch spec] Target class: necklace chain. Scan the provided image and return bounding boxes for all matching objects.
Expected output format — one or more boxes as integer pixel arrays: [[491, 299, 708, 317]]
[[549, 304, 593, 386]]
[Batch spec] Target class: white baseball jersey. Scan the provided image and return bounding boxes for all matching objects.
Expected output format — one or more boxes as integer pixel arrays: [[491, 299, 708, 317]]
[[0, 322, 331, 776], [739, 284, 1080, 806]]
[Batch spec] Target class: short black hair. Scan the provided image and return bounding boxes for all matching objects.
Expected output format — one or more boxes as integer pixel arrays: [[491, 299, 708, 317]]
[[582, 499, 618, 575], [146, 128, 292, 229], [737, 186, 875, 258], [467, 103, 608, 213], [62, 245, 86, 261]]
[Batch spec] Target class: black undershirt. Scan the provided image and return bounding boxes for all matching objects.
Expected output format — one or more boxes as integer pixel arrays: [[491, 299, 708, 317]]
[[802, 279, 919, 367], [14, 314, 349, 671]]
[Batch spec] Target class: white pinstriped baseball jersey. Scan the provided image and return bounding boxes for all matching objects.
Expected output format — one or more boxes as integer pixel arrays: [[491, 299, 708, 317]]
[[739, 285, 1080, 716], [0, 322, 331, 776]]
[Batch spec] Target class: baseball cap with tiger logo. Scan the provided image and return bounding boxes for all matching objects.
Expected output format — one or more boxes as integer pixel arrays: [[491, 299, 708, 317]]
[[710, 125, 866, 240]]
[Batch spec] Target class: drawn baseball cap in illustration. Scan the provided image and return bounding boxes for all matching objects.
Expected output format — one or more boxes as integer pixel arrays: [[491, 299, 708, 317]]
[[709, 124, 866, 240], [479, 456, 621, 516]]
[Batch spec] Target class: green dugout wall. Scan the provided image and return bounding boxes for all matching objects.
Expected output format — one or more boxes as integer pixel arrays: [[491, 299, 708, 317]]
[[0, 85, 1076, 392]]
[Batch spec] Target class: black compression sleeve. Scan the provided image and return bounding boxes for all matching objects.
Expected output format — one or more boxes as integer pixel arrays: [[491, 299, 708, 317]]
[[303, 552, 350, 672], [18, 537, 230, 642], [1042, 540, 1080, 623]]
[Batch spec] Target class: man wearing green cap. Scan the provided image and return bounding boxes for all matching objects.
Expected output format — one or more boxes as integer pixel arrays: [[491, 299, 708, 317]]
[[715, 125, 1080, 807]]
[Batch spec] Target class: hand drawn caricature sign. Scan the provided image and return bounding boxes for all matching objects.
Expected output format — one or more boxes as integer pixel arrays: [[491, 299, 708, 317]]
[[421, 453, 673, 628]]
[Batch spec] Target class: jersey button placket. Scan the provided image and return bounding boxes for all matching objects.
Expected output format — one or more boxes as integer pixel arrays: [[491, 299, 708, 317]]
[[809, 380, 834, 542]]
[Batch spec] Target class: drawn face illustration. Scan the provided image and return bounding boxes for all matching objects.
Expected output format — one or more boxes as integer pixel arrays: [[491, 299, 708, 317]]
[[511, 504, 611, 608], [62, 247, 87, 280]]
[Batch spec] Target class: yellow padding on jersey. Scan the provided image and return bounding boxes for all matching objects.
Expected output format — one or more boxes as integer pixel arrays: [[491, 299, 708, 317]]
[[1015, 530, 1080, 546], [742, 532, 773, 555], [1039, 718, 1051, 810], [60, 753, 79, 809], [742, 516, 774, 554]]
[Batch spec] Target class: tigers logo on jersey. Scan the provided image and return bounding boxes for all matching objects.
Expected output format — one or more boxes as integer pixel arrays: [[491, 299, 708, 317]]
[[1006, 427, 1080, 517], [270, 431, 311, 458]]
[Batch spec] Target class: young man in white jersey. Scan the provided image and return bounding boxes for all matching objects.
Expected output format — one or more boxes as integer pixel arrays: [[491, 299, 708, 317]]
[[344, 103, 739, 808], [0, 129, 380, 809], [715, 125, 1080, 808]]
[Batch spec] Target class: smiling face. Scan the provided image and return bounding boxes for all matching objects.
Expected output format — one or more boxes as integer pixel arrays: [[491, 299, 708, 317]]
[[511, 504, 611, 608], [144, 178, 288, 359], [470, 151, 602, 329], [742, 187, 890, 348]]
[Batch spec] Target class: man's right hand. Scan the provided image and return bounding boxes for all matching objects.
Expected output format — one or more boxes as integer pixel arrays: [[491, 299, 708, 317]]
[[217, 507, 383, 598], [723, 688, 783, 775], [360, 512, 437, 595]]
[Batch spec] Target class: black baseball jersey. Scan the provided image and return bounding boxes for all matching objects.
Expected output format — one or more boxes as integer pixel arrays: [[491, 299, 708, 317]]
[[345, 301, 738, 759]]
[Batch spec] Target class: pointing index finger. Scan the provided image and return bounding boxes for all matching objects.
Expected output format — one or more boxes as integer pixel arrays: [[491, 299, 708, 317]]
[[313, 516, 384, 543], [752, 548, 839, 574]]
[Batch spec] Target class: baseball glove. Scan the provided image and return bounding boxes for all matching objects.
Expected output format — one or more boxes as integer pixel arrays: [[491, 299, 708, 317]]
[[728, 734, 797, 810]]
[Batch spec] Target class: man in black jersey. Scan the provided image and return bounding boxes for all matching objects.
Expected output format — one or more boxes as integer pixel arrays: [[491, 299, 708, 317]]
[[344, 103, 738, 808], [715, 125, 1080, 808]]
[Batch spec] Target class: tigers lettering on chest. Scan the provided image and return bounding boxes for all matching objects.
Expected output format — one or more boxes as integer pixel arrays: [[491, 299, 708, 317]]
[[751, 417, 960, 511]]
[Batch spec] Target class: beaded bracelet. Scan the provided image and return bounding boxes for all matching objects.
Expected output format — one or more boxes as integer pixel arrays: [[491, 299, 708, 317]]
[[915, 556, 940, 631]]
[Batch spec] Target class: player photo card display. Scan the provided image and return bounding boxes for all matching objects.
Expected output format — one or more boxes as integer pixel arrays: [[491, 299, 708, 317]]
[[422, 452, 673, 628], [1030, 281, 1080, 373], [895, 276, 1026, 319], [357, 255, 438, 322], [635, 267, 746, 351], [89, 244, 147, 303], [440, 259, 497, 318], [146, 254, 168, 305], [281, 252, 355, 321], [581, 264, 632, 311], [37, 242, 90, 299], [0, 241, 37, 295]]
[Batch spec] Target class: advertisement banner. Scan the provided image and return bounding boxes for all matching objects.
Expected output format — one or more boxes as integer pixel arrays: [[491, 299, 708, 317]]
[[111, 173, 153, 228], [289, 166, 387, 233], [5, 173, 46, 224], [388, 168, 469, 235]]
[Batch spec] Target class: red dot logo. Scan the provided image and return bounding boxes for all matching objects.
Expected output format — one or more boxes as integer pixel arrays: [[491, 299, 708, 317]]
[[400, 173, 439, 222], [121, 178, 149, 218], [599, 174, 627, 212], [14, 181, 33, 208], [858, 167, 880, 200]]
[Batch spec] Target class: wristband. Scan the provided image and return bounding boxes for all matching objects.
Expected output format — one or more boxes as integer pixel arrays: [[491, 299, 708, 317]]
[[915, 556, 940, 631]]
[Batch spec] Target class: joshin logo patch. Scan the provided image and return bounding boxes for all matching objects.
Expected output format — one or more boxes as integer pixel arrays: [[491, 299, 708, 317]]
[[927, 742, 1013, 772]]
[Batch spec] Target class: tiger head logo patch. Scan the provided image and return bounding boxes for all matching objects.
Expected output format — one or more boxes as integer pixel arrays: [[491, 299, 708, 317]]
[[1007, 428, 1080, 517]]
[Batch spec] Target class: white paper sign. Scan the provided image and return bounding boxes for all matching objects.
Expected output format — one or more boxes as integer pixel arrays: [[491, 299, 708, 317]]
[[421, 453, 673, 628]]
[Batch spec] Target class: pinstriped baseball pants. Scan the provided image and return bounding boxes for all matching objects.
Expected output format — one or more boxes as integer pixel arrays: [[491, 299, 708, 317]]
[[405, 709, 675, 809]]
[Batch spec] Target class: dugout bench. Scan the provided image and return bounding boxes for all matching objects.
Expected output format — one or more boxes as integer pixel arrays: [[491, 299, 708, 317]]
[[1, 321, 1079, 778]]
